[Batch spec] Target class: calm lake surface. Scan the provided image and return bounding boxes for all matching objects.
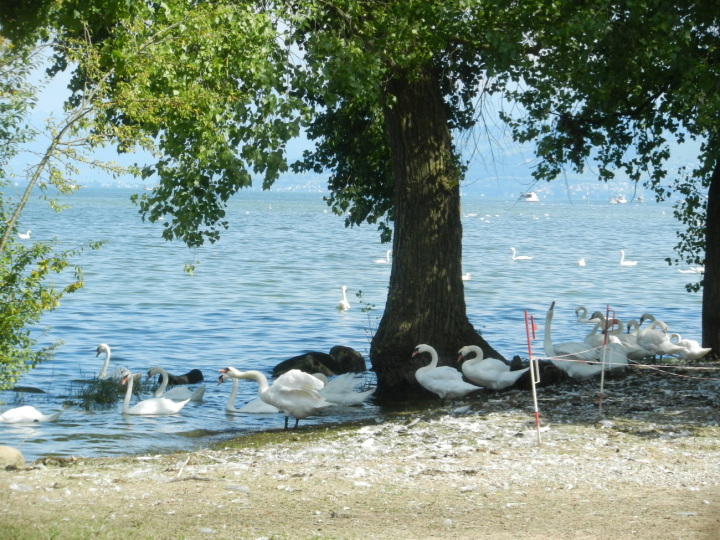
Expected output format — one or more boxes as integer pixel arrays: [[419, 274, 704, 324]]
[[0, 188, 704, 461]]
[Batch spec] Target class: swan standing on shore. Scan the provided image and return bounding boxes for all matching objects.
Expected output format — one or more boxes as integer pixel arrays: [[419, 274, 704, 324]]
[[668, 333, 712, 361], [412, 344, 482, 400], [457, 345, 528, 391], [544, 302, 604, 378], [0, 405, 63, 423], [146, 366, 205, 402], [217, 373, 280, 413], [120, 369, 190, 415], [510, 247, 533, 260], [619, 250, 637, 266], [636, 314, 686, 357], [219, 367, 332, 429], [337, 285, 350, 311]]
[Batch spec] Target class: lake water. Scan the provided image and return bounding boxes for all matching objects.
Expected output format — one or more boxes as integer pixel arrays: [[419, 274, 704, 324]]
[[0, 188, 704, 461]]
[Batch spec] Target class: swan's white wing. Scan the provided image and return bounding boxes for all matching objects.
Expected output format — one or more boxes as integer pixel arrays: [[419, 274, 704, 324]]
[[126, 397, 189, 415], [277, 369, 325, 392], [416, 367, 481, 399], [0, 406, 56, 423]]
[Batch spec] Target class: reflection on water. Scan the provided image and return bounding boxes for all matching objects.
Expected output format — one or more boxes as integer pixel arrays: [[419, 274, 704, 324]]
[[0, 189, 704, 461]]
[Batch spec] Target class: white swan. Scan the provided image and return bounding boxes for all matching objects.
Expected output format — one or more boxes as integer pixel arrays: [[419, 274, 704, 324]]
[[374, 250, 392, 264], [219, 367, 332, 429], [337, 285, 350, 311], [217, 373, 279, 413], [18, 230, 31, 240], [461, 272, 472, 281], [576, 258, 586, 266], [96, 343, 124, 380], [510, 247, 533, 260], [312, 373, 376, 406], [678, 266, 704, 274], [146, 366, 205, 402], [412, 344, 482, 400], [668, 333, 712, 361], [0, 405, 63, 423], [457, 345, 528, 390], [619, 250, 637, 266], [636, 314, 686, 357], [575, 306, 594, 323], [119, 369, 189, 415], [544, 302, 604, 379], [588, 313, 653, 361]]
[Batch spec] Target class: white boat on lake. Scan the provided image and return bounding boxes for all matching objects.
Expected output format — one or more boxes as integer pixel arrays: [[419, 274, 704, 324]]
[[518, 191, 539, 202]]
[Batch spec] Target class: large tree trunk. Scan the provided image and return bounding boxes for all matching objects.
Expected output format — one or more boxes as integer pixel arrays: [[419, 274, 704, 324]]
[[370, 65, 503, 402], [702, 158, 720, 357]]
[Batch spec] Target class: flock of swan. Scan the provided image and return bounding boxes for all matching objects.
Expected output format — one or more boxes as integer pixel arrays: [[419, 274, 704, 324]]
[[512, 247, 639, 267], [0, 343, 375, 429], [411, 301, 710, 401], [1, 301, 709, 428], [545, 303, 710, 378]]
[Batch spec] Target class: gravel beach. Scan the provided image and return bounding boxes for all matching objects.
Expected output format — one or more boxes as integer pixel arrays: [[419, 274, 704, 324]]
[[1, 365, 719, 539]]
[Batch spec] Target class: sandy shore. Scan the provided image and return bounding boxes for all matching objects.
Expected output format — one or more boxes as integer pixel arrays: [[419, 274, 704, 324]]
[[1, 366, 720, 539]]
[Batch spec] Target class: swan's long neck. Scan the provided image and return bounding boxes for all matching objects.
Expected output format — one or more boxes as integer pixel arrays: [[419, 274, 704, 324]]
[[543, 305, 556, 357], [417, 348, 439, 373], [576, 307, 588, 322], [226, 378, 239, 412], [154, 367, 170, 397], [463, 346, 484, 367], [98, 349, 111, 379], [232, 370, 271, 399], [122, 373, 134, 414]]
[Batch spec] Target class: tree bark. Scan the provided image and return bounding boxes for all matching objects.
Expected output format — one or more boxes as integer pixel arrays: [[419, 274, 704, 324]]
[[370, 65, 503, 401], [702, 158, 720, 357]]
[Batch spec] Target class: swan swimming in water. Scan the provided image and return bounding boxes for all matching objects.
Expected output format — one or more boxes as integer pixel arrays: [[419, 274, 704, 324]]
[[217, 373, 280, 413], [119, 369, 190, 415], [337, 285, 350, 311], [412, 344, 482, 400], [457, 345, 528, 391], [96, 343, 125, 380], [374, 250, 392, 264], [219, 366, 333, 429], [0, 405, 63, 423], [510, 247, 533, 260], [146, 366, 205, 402], [18, 230, 31, 240], [619, 250, 637, 266]]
